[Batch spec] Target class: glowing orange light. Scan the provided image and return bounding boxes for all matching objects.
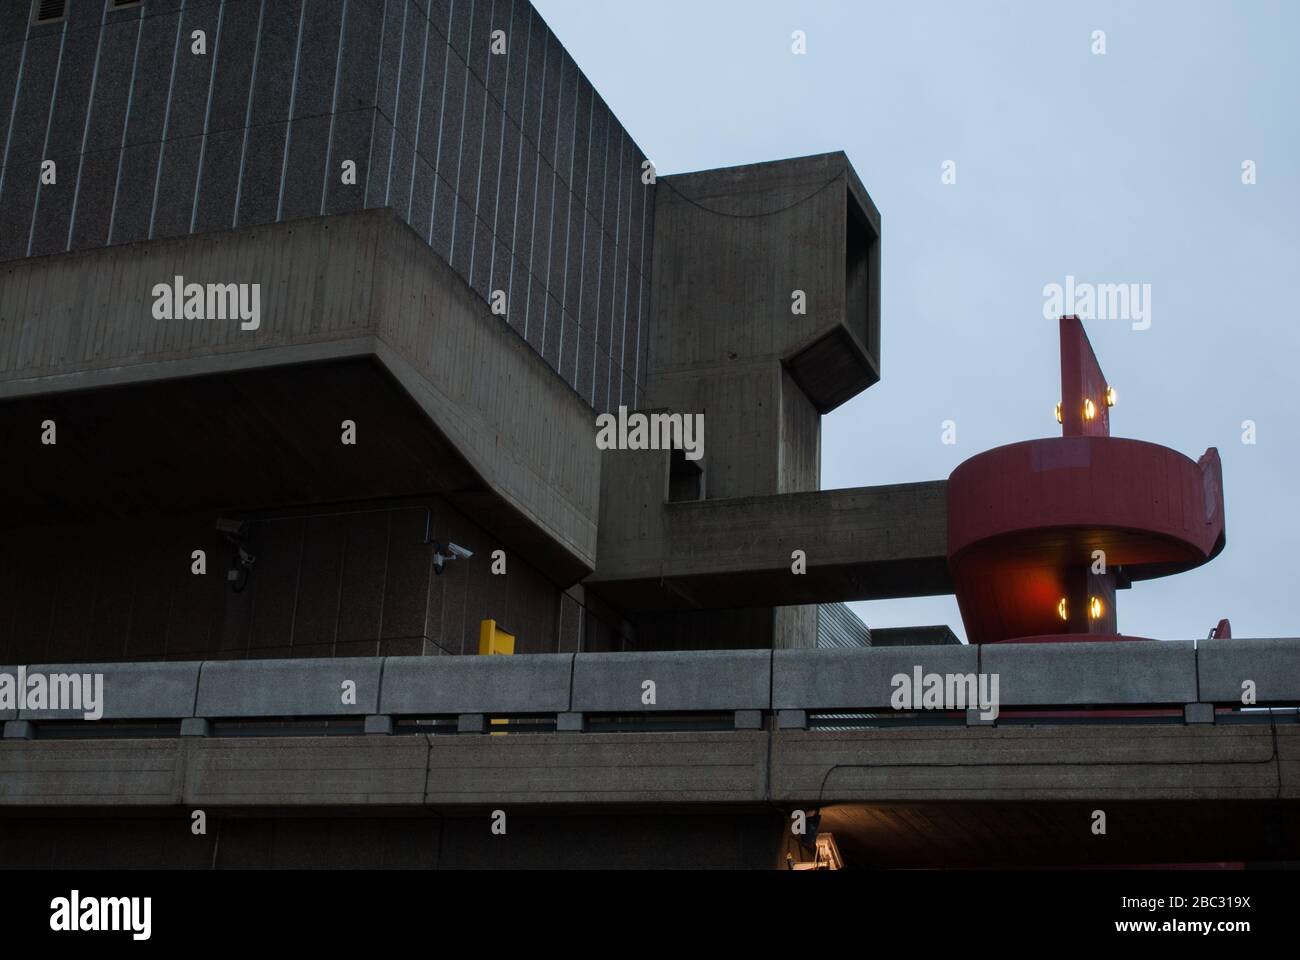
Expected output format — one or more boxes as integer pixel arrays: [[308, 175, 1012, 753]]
[[1054, 402, 1063, 424], [1057, 597, 1068, 621], [1089, 596, 1103, 619], [1105, 386, 1117, 407], [1083, 398, 1096, 420]]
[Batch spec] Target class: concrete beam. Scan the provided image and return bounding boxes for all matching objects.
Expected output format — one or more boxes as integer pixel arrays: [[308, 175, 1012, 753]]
[[770, 724, 1296, 803], [2, 724, 1293, 809], [588, 480, 952, 611]]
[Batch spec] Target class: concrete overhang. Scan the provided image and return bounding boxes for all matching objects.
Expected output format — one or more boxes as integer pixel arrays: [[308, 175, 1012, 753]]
[[0, 208, 600, 583], [587, 472, 953, 611], [651, 151, 881, 415]]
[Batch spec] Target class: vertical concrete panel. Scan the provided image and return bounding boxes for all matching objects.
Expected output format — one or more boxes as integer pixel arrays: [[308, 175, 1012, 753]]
[[82, 19, 139, 153], [164, 529, 224, 661], [7, 33, 61, 166], [27, 152, 73, 257], [245, 518, 305, 659], [335, 511, 389, 657], [375, 0, 408, 124], [150, 133, 202, 240], [193, 127, 244, 232], [525, 275, 545, 352], [378, 508, 431, 655], [166, 4, 222, 142], [124, 12, 182, 148], [455, 72, 485, 206], [43, 25, 96, 161], [291, 514, 347, 658], [482, 0, 511, 106], [448, 0, 474, 64], [322, 107, 372, 215], [409, 151, 435, 240], [293, 0, 344, 121], [467, 0, 493, 84], [470, 209, 492, 298], [528, 153, 552, 293], [545, 171, 568, 300], [477, 97, 502, 235], [430, 174, 454, 262], [553, 51, 577, 186], [334, 0, 383, 115], [206, 0, 260, 134], [0, 171, 33, 267], [415, 18, 448, 161], [433, 41, 465, 197], [44, 536, 96, 663], [108, 141, 157, 243], [280, 114, 331, 221], [85, 543, 134, 662], [235, 120, 286, 225], [493, 110, 518, 242], [575, 315, 594, 403], [248, 0, 301, 128], [522, 5, 545, 141], [124, 532, 175, 661]]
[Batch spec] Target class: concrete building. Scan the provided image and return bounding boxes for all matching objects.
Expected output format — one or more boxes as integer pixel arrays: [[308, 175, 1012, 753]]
[[1, 1, 1294, 869]]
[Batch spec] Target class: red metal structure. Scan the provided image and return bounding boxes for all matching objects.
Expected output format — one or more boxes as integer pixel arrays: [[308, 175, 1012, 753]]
[[947, 316, 1226, 644]]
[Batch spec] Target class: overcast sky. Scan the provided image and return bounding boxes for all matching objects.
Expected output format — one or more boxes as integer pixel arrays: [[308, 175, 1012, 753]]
[[537, 0, 1300, 643]]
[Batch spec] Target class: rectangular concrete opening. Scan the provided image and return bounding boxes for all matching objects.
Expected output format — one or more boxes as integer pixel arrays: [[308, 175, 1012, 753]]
[[846, 197, 875, 355]]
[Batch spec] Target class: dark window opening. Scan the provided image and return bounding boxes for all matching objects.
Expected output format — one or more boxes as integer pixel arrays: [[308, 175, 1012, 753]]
[[668, 448, 703, 502]]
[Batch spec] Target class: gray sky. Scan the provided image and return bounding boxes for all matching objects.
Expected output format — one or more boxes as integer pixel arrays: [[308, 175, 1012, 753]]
[[536, 0, 1300, 642]]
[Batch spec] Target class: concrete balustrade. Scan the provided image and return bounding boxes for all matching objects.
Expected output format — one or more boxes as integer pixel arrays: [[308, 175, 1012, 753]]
[[2, 640, 1298, 741]]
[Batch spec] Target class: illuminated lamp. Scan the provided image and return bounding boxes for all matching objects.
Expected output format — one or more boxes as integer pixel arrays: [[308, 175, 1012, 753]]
[[1057, 597, 1068, 621]]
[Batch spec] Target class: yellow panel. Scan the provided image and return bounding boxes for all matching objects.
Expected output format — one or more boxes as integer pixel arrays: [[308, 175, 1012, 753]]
[[478, 619, 515, 656]]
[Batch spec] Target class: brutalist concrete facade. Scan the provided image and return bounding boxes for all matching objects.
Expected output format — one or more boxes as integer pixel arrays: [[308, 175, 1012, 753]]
[[0, 0, 653, 412], [0, 0, 908, 662]]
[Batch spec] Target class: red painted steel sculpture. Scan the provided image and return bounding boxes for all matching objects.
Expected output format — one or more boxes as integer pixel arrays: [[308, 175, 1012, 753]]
[[947, 316, 1226, 644]]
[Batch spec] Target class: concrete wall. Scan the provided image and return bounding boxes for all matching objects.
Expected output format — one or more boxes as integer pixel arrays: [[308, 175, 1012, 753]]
[[0, 0, 653, 411], [0, 500, 570, 663]]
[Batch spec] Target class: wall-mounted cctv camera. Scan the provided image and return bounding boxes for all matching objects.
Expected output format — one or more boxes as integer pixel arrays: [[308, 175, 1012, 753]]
[[216, 517, 255, 592], [432, 541, 472, 575]]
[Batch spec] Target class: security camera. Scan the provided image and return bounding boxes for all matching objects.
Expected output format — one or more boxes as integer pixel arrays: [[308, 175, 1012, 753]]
[[432, 541, 472, 575]]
